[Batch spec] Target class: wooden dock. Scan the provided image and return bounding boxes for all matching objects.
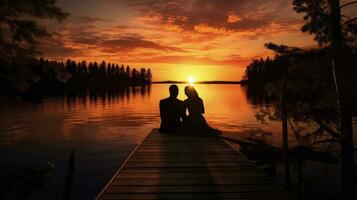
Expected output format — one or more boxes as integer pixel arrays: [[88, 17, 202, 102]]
[[96, 129, 294, 200]]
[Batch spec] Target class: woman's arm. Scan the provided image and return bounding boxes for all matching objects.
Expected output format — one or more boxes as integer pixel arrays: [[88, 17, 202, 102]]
[[180, 101, 187, 121]]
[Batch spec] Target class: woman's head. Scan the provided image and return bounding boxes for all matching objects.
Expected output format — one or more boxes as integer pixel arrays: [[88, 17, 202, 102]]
[[184, 86, 198, 98]]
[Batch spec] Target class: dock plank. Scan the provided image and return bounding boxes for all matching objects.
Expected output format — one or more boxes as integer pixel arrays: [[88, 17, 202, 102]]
[[100, 193, 286, 200], [96, 129, 295, 200]]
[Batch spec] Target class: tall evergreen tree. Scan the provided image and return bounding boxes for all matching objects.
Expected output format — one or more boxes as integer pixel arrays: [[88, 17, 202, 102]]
[[293, 1, 356, 198], [140, 68, 146, 82], [126, 65, 130, 81], [0, 0, 69, 59], [146, 68, 152, 82]]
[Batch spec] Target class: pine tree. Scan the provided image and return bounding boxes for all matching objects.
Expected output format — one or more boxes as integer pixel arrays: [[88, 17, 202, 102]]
[[0, 0, 68, 59]]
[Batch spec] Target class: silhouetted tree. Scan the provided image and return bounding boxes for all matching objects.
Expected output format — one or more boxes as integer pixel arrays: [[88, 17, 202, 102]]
[[120, 65, 125, 81], [81, 61, 87, 76], [242, 57, 283, 85], [99, 61, 106, 80], [242, 1, 357, 196], [64, 59, 153, 87], [111, 63, 115, 79], [293, 1, 356, 198], [146, 68, 152, 82], [1, 56, 153, 94], [131, 68, 137, 82], [93, 61, 99, 79], [115, 64, 120, 79], [140, 68, 146, 83], [107, 63, 112, 81], [88, 62, 94, 79], [126, 65, 130, 80], [0, 0, 68, 59]]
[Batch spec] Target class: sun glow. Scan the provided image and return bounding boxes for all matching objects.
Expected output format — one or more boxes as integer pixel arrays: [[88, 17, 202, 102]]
[[188, 77, 195, 85]]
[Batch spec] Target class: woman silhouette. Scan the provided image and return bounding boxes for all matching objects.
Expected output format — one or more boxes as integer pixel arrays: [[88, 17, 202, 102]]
[[183, 86, 209, 131]]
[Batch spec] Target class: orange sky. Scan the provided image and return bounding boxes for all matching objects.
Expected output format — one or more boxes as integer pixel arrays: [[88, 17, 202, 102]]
[[37, 0, 326, 81]]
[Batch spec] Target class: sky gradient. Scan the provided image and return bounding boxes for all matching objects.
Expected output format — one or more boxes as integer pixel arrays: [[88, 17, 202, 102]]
[[38, 0, 320, 81]]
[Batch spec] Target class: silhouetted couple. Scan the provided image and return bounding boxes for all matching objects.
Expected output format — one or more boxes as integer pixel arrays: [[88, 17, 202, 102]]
[[160, 84, 213, 133]]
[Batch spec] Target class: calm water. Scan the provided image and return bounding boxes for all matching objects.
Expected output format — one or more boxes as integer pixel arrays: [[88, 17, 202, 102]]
[[0, 84, 355, 199]]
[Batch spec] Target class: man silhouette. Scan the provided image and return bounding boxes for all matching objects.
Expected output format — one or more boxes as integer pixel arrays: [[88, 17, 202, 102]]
[[159, 85, 186, 132]]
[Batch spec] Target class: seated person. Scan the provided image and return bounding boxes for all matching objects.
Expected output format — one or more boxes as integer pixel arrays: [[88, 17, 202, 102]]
[[159, 85, 186, 132]]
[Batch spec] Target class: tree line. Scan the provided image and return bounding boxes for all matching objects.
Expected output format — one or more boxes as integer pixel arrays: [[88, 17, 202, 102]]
[[0, 58, 152, 95], [241, 57, 283, 86], [241, 47, 350, 88], [241, 45, 357, 113], [0, 1, 152, 96], [65, 59, 152, 85], [241, 0, 357, 198]]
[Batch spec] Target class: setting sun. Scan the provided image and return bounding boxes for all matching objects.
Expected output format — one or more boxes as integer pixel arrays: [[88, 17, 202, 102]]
[[188, 77, 195, 85], [1, 0, 356, 199]]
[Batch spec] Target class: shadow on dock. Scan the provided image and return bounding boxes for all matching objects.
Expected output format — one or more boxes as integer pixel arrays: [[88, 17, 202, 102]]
[[156, 131, 223, 199], [96, 129, 295, 200]]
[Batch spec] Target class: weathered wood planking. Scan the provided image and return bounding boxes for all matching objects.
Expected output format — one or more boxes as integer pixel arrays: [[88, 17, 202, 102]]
[[96, 129, 295, 200]]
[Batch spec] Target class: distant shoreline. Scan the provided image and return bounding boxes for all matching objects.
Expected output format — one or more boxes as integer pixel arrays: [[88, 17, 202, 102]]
[[152, 81, 242, 84]]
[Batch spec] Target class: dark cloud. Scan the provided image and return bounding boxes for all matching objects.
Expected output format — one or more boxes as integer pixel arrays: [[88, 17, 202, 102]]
[[68, 29, 186, 52], [77, 16, 105, 23], [38, 35, 82, 59], [55, 22, 186, 53], [119, 0, 298, 32], [100, 36, 187, 52], [69, 31, 103, 45]]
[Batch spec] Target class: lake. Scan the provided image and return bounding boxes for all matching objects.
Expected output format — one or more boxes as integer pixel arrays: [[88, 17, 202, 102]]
[[0, 84, 355, 199]]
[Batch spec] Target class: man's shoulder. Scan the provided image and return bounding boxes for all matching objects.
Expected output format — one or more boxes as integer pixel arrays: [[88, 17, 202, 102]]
[[172, 98, 184, 105], [160, 97, 170, 103], [160, 97, 183, 104]]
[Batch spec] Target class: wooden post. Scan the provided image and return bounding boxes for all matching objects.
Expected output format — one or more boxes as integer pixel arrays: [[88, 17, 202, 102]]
[[298, 160, 303, 200], [63, 150, 75, 200], [281, 78, 292, 189]]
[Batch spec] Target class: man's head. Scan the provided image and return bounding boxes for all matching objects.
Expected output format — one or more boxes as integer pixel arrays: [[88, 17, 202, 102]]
[[169, 85, 179, 98]]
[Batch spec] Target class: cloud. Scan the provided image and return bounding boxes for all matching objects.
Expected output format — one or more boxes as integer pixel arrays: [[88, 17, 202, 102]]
[[45, 21, 187, 56], [100, 36, 187, 52], [76, 16, 108, 23], [36, 0, 312, 68], [38, 34, 83, 59], [69, 31, 187, 52], [119, 0, 300, 32]]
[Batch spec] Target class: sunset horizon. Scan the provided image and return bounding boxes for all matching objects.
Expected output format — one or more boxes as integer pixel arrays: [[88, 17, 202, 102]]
[[34, 0, 336, 81], [1, 1, 356, 199]]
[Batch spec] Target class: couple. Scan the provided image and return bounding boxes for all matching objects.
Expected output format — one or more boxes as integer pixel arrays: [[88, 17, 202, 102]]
[[159, 84, 210, 133]]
